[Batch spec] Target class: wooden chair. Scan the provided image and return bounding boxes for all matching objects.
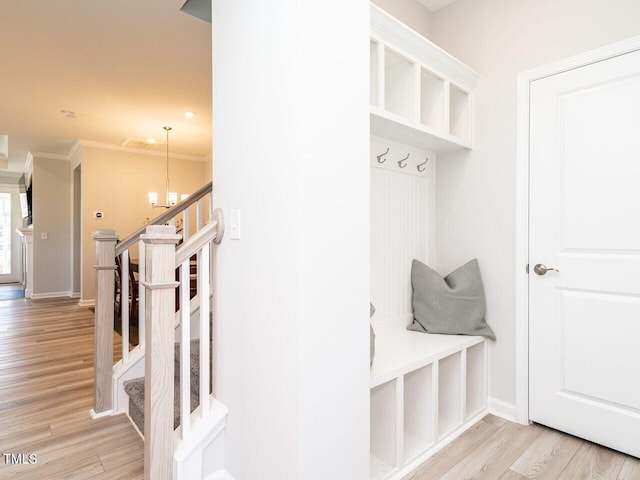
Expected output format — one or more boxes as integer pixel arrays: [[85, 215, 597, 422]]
[[115, 254, 139, 325]]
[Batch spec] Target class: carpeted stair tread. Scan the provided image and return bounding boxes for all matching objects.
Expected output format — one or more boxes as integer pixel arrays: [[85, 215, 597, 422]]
[[124, 376, 199, 431], [175, 339, 201, 394], [124, 339, 203, 434]]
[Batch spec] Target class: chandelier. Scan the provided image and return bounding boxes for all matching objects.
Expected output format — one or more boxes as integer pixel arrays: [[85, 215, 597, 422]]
[[148, 126, 178, 208]]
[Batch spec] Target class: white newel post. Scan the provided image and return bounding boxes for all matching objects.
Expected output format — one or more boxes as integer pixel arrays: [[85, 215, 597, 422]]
[[140, 225, 180, 480], [92, 229, 118, 415]]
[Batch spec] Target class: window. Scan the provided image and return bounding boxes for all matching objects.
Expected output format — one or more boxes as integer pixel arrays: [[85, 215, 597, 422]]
[[0, 193, 11, 274]]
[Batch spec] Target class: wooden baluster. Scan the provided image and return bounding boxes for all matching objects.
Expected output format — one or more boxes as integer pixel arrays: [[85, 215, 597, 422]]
[[179, 260, 191, 440], [183, 209, 190, 242], [208, 192, 213, 223], [196, 199, 203, 231], [92, 229, 118, 415], [138, 240, 146, 350], [121, 250, 130, 362], [140, 225, 181, 480], [198, 244, 211, 417]]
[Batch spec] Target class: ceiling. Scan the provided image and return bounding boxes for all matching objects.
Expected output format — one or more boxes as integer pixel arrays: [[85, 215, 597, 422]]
[[0, 0, 212, 172], [416, 0, 458, 12]]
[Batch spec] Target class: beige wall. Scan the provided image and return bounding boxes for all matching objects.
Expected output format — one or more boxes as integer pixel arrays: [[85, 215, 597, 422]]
[[32, 156, 72, 296], [372, 0, 432, 38], [428, 0, 640, 408], [204, 154, 212, 185], [81, 145, 208, 302]]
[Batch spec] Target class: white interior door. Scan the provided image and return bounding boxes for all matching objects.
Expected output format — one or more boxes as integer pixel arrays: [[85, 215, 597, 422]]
[[529, 48, 640, 458]]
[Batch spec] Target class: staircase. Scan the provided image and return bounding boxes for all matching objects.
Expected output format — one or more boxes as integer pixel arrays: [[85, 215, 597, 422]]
[[91, 182, 231, 480], [124, 339, 203, 433]]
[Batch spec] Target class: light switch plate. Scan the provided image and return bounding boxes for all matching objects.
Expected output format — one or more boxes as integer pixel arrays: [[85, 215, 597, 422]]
[[230, 209, 241, 240]]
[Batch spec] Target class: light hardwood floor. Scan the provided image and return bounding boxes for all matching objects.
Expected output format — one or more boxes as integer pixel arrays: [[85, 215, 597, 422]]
[[2, 297, 639, 480], [404, 415, 640, 480], [0, 297, 143, 480]]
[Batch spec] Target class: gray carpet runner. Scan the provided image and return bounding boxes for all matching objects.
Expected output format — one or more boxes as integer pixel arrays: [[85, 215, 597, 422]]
[[123, 339, 204, 434]]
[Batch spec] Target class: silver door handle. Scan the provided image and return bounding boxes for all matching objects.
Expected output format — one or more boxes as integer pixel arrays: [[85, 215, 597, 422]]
[[533, 264, 559, 276]]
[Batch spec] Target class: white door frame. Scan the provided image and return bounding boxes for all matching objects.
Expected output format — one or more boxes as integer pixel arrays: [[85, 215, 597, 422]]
[[514, 34, 640, 425]]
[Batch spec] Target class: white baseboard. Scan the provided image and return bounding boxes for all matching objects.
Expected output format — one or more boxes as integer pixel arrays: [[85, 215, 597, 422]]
[[31, 291, 73, 299], [204, 470, 236, 480], [89, 408, 114, 419], [71, 291, 81, 299], [78, 299, 95, 307], [488, 397, 517, 423]]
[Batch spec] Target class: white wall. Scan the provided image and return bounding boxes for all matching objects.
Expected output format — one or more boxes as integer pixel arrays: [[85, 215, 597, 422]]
[[211, 1, 370, 479], [429, 0, 640, 411], [371, 0, 432, 38], [32, 155, 72, 297]]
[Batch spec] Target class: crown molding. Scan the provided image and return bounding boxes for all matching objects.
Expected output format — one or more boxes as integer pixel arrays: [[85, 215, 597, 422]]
[[29, 140, 211, 166], [30, 151, 70, 161], [77, 139, 209, 162], [69, 140, 83, 159], [0, 170, 23, 182]]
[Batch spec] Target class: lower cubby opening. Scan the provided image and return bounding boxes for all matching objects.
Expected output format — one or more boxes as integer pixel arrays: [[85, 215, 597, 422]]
[[370, 379, 397, 479], [466, 341, 486, 419], [437, 352, 463, 438], [369, 331, 487, 480], [403, 365, 434, 461]]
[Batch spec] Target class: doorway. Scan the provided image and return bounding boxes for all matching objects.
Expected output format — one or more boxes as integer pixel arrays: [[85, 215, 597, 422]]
[[72, 165, 82, 298], [516, 36, 640, 457], [0, 184, 21, 284]]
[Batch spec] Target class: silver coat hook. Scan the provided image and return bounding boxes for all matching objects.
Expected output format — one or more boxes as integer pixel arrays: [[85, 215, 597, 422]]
[[377, 147, 389, 163], [398, 153, 410, 168], [417, 156, 429, 172]]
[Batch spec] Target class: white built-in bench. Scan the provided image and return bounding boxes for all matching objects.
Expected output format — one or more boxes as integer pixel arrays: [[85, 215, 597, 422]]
[[370, 330, 488, 480], [368, 4, 486, 478]]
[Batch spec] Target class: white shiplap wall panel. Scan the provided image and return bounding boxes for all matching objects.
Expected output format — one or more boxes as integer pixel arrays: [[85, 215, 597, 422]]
[[370, 135, 436, 335]]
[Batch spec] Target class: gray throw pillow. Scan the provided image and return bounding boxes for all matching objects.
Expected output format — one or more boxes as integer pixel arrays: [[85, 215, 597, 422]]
[[408, 259, 496, 340]]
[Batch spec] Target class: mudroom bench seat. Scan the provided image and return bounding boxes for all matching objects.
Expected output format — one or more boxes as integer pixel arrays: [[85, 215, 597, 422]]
[[370, 329, 488, 480]]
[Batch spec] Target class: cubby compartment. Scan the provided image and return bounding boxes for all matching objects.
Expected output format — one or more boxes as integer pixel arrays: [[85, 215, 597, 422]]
[[384, 48, 415, 120], [371, 379, 397, 479], [370, 330, 486, 479], [369, 5, 484, 479], [403, 365, 434, 461], [466, 342, 487, 419], [437, 352, 462, 438], [370, 4, 477, 154], [370, 40, 379, 107], [419, 68, 445, 131], [449, 84, 470, 141]]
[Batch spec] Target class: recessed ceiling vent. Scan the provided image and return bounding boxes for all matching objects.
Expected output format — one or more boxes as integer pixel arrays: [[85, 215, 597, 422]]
[[121, 138, 164, 150], [180, 0, 211, 23]]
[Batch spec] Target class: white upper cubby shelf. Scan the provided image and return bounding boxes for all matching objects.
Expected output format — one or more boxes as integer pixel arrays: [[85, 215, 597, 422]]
[[370, 4, 479, 153]]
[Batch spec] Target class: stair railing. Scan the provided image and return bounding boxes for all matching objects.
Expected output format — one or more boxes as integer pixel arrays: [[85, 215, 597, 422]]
[[93, 181, 212, 416], [174, 209, 224, 443], [141, 211, 224, 480]]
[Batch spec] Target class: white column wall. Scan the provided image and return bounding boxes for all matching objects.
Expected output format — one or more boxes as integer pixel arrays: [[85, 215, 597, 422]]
[[211, 1, 370, 479]]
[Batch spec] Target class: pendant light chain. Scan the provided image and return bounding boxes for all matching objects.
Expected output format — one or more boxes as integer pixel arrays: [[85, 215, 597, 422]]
[[164, 126, 172, 206]]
